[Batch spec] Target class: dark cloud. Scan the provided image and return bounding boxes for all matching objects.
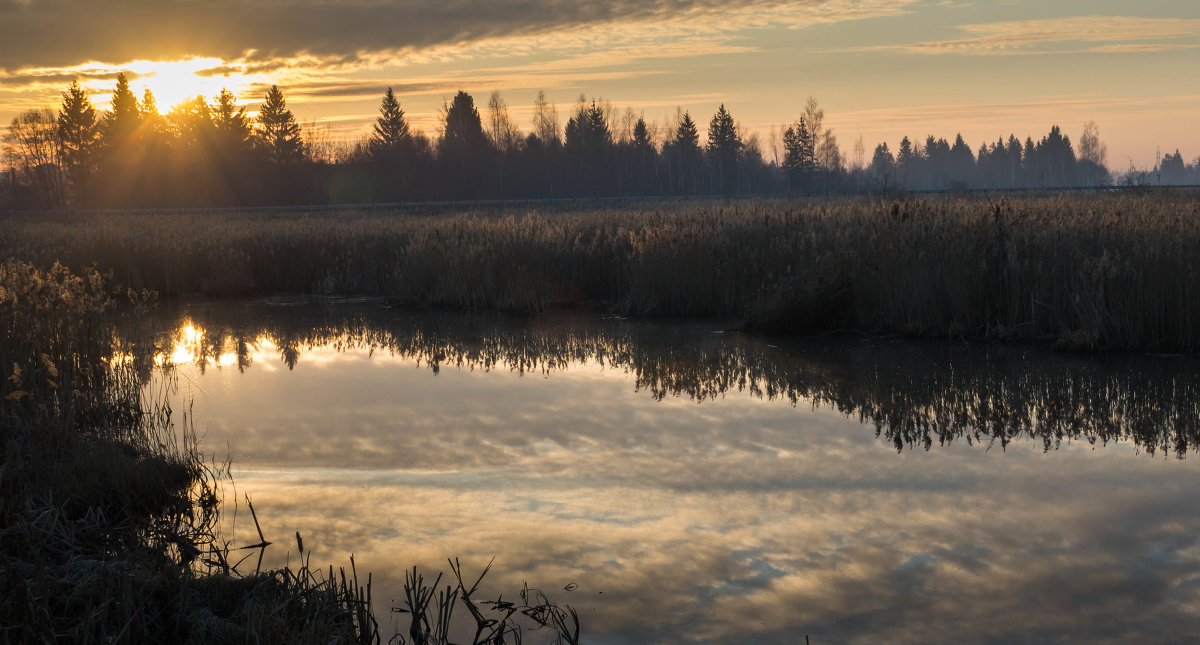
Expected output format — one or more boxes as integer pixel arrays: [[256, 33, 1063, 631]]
[[244, 79, 449, 99], [0, 0, 792, 71], [0, 70, 141, 88]]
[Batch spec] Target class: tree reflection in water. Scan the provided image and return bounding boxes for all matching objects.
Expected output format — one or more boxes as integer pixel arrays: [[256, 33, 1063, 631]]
[[144, 298, 1200, 459]]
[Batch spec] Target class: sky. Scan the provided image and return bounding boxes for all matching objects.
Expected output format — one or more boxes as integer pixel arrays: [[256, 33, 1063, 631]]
[[1, 0, 1197, 168]]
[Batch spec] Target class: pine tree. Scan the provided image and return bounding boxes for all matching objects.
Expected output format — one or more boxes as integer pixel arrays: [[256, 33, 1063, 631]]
[[214, 88, 251, 143], [869, 142, 895, 187], [671, 112, 701, 195], [565, 100, 611, 152], [633, 117, 652, 152], [138, 88, 162, 133], [673, 112, 699, 153], [438, 91, 487, 159], [438, 91, 488, 197], [896, 136, 916, 188], [140, 88, 157, 118], [371, 87, 411, 156], [212, 88, 254, 202], [104, 72, 140, 145], [564, 99, 612, 196], [782, 117, 814, 192], [632, 117, 653, 195], [257, 85, 303, 165], [706, 104, 741, 195], [57, 81, 99, 204]]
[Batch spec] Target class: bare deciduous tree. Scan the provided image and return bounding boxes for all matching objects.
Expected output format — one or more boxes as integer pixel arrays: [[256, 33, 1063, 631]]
[[4, 108, 65, 208]]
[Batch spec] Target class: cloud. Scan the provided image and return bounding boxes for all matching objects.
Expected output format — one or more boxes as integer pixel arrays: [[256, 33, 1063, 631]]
[[839, 15, 1200, 55], [0, 0, 916, 74]]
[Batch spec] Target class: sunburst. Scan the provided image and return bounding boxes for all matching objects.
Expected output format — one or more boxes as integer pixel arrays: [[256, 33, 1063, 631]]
[[121, 57, 255, 111]]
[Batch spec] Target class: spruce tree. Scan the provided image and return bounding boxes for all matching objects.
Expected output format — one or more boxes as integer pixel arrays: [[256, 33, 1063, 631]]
[[632, 117, 653, 195], [782, 118, 814, 192], [673, 112, 699, 153], [706, 104, 741, 194], [214, 88, 251, 143], [57, 81, 99, 204], [371, 87, 411, 156], [104, 72, 140, 145], [673, 112, 701, 194], [437, 91, 488, 197], [257, 85, 304, 165]]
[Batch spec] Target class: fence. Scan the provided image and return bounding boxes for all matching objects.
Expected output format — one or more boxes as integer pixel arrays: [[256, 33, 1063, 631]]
[[3, 184, 1199, 218]]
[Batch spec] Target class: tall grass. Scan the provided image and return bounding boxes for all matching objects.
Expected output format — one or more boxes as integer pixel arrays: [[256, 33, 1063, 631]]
[[5, 192, 1199, 350]]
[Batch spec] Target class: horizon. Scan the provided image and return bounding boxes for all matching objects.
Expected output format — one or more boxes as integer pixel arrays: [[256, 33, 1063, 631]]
[[2, 1, 1198, 170]]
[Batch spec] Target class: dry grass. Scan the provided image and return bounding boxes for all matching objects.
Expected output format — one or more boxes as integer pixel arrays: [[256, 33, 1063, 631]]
[[5, 192, 1200, 350], [393, 558, 579, 645]]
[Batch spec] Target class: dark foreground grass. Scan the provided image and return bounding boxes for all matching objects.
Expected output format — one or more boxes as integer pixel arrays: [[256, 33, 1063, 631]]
[[0, 262, 379, 642], [4, 191, 1200, 350], [0, 262, 579, 643]]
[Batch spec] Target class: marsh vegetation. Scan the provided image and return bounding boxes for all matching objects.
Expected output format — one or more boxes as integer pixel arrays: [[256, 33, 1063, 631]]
[[5, 192, 1200, 350]]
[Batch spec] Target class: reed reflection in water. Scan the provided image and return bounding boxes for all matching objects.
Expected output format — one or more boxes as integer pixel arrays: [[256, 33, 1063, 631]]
[[148, 299, 1200, 644]]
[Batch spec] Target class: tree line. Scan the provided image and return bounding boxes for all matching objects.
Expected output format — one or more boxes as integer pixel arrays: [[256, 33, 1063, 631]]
[[2, 77, 1197, 210]]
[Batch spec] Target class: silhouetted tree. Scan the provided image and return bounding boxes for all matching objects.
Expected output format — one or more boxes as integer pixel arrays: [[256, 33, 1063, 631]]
[[706, 104, 741, 195], [948, 134, 974, 188], [530, 90, 562, 198], [896, 136, 916, 188], [564, 98, 612, 196], [257, 85, 304, 165], [95, 73, 146, 207], [368, 87, 414, 200], [57, 81, 99, 205], [667, 111, 702, 195], [781, 118, 814, 193], [632, 116, 655, 195], [211, 88, 255, 204], [1034, 125, 1076, 186], [371, 88, 410, 153], [486, 91, 521, 199], [104, 73, 140, 144], [869, 142, 895, 189], [438, 90, 490, 198], [1077, 120, 1109, 186], [3, 108, 64, 208], [214, 89, 251, 144], [1158, 150, 1187, 184]]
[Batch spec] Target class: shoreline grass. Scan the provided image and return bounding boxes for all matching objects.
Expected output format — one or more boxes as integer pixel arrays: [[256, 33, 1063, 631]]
[[4, 192, 1200, 351], [0, 262, 376, 642]]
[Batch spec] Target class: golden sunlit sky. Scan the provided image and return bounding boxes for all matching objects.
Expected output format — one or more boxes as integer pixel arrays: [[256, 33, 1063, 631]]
[[1, 0, 1197, 168]]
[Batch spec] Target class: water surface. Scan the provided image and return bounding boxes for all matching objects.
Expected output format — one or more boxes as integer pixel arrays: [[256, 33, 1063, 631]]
[[148, 299, 1200, 644]]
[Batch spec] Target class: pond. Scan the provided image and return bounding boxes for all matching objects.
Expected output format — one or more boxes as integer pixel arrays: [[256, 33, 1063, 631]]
[[147, 298, 1200, 644]]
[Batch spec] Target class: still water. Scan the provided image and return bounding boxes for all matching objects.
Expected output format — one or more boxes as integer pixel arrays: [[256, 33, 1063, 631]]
[[150, 298, 1200, 644]]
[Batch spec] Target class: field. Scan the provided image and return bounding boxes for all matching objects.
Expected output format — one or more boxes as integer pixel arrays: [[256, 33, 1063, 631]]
[[5, 192, 1199, 350]]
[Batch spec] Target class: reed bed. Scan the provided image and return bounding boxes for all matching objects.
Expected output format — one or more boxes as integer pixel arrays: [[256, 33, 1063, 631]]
[[4, 191, 1200, 350]]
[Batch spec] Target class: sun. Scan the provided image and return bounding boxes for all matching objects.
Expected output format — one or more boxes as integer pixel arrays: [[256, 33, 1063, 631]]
[[121, 57, 257, 112]]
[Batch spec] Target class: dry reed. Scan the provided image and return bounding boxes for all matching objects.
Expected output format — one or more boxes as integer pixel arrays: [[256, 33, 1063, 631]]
[[5, 192, 1199, 350]]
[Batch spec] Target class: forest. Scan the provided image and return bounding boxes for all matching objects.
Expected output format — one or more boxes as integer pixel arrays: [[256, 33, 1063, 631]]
[[5, 75, 1199, 210]]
